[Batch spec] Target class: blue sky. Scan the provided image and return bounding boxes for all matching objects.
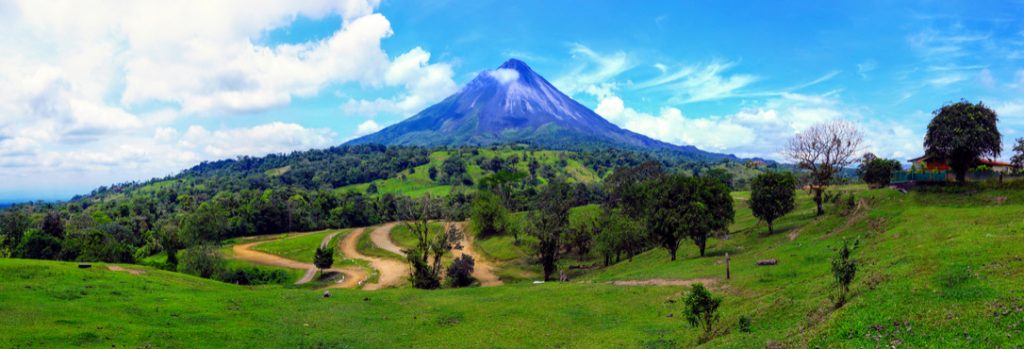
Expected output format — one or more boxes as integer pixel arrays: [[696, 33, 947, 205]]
[[1, 0, 1023, 202]]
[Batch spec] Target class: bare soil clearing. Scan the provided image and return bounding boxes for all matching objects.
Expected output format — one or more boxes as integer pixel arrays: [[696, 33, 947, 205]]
[[107, 265, 144, 275]]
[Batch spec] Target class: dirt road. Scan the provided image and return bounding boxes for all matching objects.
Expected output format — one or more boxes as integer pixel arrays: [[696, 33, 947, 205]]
[[230, 231, 366, 288], [337, 226, 409, 290], [369, 222, 405, 256], [450, 222, 503, 286]]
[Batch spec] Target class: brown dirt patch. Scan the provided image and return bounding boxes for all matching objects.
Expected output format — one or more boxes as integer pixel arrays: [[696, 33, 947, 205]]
[[107, 265, 144, 275]]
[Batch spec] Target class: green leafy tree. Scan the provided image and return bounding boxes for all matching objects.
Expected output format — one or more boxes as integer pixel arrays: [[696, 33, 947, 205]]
[[526, 180, 573, 281], [749, 171, 797, 234], [684, 283, 722, 343], [15, 229, 62, 260], [634, 175, 734, 260], [470, 191, 510, 238], [831, 240, 857, 307], [1011, 138, 1024, 172], [857, 153, 902, 187], [180, 244, 225, 278], [313, 246, 334, 274], [480, 170, 527, 209], [594, 210, 646, 266], [179, 202, 229, 244], [0, 211, 31, 252], [924, 100, 1002, 183]]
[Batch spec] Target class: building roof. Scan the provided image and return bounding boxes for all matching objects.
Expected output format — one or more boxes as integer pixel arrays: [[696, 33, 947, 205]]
[[907, 154, 1014, 167]]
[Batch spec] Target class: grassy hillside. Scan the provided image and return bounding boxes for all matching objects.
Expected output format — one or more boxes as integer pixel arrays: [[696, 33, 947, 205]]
[[3, 185, 1022, 347], [337, 149, 602, 198], [251, 230, 349, 264]]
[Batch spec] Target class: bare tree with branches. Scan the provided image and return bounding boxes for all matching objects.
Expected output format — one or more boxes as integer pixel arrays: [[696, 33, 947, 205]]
[[786, 120, 863, 216]]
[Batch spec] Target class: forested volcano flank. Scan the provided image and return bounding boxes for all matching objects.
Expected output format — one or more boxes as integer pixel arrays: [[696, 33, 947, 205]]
[[348, 59, 733, 160]]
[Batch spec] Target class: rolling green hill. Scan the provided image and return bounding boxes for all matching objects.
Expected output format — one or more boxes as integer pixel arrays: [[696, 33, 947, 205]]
[[5, 184, 1022, 347]]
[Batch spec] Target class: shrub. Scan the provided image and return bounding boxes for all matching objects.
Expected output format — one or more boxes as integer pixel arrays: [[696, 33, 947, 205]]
[[684, 283, 722, 343], [738, 316, 752, 333], [445, 254, 476, 288], [180, 244, 226, 279], [314, 246, 334, 273], [831, 240, 857, 307], [218, 267, 289, 285]]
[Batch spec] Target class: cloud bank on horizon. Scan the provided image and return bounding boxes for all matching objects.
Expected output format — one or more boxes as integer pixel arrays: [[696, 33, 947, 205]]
[[0, 0, 1022, 200]]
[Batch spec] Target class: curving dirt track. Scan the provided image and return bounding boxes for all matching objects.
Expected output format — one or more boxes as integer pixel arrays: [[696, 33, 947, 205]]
[[450, 222, 503, 286], [231, 231, 366, 289], [338, 226, 409, 290], [369, 222, 405, 256]]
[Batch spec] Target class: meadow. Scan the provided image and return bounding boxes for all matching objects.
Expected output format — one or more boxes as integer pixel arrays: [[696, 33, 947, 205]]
[[4, 184, 1023, 347]]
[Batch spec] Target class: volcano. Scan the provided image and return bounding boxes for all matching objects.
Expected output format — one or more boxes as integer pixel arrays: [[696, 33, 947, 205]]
[[347, 59, 732, 159]]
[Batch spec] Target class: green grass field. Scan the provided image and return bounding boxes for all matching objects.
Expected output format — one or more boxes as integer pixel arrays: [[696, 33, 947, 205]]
[[3, 185, 1024, 347], [250, 230, 343, 264]]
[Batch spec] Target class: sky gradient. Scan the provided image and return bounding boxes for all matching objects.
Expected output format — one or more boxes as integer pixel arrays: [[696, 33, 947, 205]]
[[1, 0, 1023, 201]]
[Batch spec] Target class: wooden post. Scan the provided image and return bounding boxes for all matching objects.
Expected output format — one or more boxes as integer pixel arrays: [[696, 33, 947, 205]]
[[725, 253, 730, 280]]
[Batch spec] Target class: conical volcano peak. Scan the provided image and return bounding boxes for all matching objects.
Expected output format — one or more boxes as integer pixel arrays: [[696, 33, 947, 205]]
[[498, 58, 533, 73], [347, 58, 732, 161]]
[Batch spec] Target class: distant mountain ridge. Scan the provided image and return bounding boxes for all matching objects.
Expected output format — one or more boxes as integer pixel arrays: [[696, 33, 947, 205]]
[[348, 59, 735, 160]]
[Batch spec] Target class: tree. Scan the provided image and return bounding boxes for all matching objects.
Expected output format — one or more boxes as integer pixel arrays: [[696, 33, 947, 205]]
[[857, 153, 902, 187], [924, 100, 1002, 183], [0, 211, 30, 252], [156, 219, 182, 269], [428, 166, 438, 181], [594, 210, 646, 266], [14, 229, 62, 260], [1011, 138, 1024, 172], [479, 170, 527, 209], [633, 175, 734, 260], [749, 171, 797, 234], [314, 246, 334, 274], [684, 283, 722, 343], [445, 254, 476, 288], [526, 180, 573, 281], [400, 195, 447, 289], [786, 120, 863, 216], [41, 212, 65, 238], [831, 240, 857, 307], [179, 202, 229, 244], [180, 244, 225, 278], [470, 191, 510, 238]]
